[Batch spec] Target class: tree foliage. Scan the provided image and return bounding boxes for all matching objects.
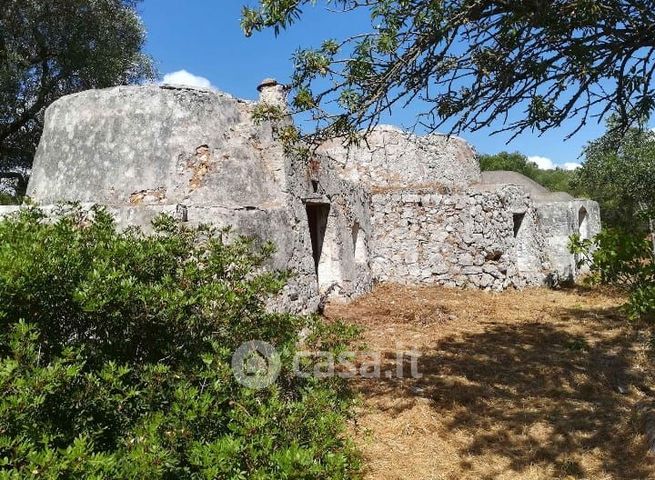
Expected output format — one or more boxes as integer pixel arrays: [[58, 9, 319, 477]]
[[242, 0, 655, 144], [0, 192, 21, 206], [0, 206, 360, 478], [571, 230, 655, 322], [574, 120, 655, 230], [0, 0, 154, 187], [479, 151, 580, 196], [569, 119, 655, 322]]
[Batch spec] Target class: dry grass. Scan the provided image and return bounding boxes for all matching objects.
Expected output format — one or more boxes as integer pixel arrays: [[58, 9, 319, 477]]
[[325, 285, 655, 480]]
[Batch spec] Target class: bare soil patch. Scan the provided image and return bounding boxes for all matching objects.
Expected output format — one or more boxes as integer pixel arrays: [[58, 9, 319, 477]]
[[325, 285, 655, 480]]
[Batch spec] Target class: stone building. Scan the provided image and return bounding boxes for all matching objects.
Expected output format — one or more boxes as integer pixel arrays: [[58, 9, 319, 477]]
[[0, 81, 601, 312]]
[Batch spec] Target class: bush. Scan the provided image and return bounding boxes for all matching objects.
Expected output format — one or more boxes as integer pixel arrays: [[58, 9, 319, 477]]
[[570, 229, 655, 321], [0, 193, 20, 205], [0, 205, 360, 478]]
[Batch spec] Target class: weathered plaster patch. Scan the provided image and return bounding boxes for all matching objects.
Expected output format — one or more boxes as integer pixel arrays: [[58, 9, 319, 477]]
[[129, 187, 166, 205], [188, 145, 212, 191]]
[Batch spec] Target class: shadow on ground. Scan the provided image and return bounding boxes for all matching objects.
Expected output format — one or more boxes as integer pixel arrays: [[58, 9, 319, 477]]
[[353, 301, 654, 479]]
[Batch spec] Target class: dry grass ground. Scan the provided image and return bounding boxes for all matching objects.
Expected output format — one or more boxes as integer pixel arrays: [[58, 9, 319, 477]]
[[325, 285, 655, 480]]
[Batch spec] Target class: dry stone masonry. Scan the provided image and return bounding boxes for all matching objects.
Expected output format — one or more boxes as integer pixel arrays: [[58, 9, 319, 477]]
[[369, 186, 549, 289], [0, 80, 601, 312]]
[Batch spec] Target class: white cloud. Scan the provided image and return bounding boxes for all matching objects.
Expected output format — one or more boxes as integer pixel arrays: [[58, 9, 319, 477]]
[[528, 155, 581, 171], [528, 155, 555, 170], [161, 70, 215, 90], [562, 162, 581, 171]]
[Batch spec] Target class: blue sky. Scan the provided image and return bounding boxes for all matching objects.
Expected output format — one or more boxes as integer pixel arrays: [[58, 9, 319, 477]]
[[140, 0, 612, 169]]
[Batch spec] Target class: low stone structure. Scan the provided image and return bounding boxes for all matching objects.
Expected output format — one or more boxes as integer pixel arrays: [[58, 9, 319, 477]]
[[480, 170, 601, 280], [0, 81, 601, 312]]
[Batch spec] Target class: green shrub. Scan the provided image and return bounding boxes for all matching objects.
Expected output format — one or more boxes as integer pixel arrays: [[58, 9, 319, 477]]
[[0, 193, 20, 205], [570, 229, 655, 321], [0, 205, 360, 479]]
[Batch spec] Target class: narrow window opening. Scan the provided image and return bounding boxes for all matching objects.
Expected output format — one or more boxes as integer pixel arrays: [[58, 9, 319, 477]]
[[351, 221, 367, 265], [513, 213, 525, 238], [311, 180, 319, 193], [351, 222, 360, 253], [578, 207, 589, 240], [306, 204, 330, 274]]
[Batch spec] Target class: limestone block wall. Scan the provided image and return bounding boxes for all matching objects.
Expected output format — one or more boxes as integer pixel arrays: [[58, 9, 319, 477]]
[[0, 200, 327, 313], [479, 172, 603, 282], [369, 186, 550, 289]]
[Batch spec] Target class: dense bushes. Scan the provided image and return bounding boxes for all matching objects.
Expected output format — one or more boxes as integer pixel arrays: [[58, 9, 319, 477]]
[[573, 122, 655, 232], [570, 229, 655, 322], [0, 193, 20, 205], [0, 206, 360, 478]]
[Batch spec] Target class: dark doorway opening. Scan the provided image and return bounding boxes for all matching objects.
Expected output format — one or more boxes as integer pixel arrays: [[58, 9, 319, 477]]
[[513, 213, 525, 238], [306, 204, 330, 274]]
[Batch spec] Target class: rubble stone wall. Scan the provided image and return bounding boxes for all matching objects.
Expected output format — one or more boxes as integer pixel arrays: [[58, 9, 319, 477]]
[[370, 186, 550, 289]]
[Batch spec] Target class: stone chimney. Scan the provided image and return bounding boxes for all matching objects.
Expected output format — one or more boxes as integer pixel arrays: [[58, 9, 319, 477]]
[[257, 78, 288, 111]]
